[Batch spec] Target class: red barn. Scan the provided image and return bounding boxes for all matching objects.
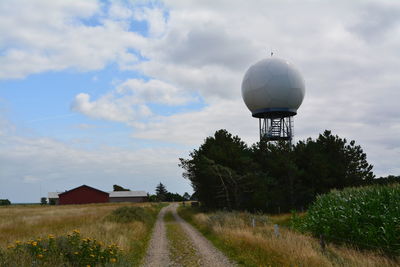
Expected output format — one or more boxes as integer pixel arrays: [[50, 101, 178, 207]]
[[58, 185, 109, 205]]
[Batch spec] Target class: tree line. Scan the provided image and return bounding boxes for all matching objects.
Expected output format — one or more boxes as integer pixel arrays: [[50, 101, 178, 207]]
[[148, 182, 191, 202], [179, 129, 386, 213], [113, 183, 192, 202]]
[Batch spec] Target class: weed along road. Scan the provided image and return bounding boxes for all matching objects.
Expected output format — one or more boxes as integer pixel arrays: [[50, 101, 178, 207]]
[[143, 203, 236, 267]]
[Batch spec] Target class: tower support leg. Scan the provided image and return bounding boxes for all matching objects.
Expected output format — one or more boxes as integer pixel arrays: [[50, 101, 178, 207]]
[[259, 116, 293, 142]]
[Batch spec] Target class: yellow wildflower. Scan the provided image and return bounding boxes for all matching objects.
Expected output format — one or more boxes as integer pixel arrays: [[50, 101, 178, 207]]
[[73, 229, 80, 234], [37, 254, 44, 259], [32, 241, 38, 246], [86, 265, 91, 267], [110, 258, 117, 263], [74, 252, 79, 255], [48, 234, 55, 239], [90, 254, 95, 257], [7, 245, 14, 249], [15, 240, 21, 244]]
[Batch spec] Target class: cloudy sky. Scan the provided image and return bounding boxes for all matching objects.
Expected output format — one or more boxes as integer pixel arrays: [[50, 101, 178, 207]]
[[1, 0, 400, 203]]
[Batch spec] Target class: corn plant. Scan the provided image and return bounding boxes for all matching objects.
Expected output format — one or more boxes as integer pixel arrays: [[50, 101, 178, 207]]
[[300, 184, 400, 254]]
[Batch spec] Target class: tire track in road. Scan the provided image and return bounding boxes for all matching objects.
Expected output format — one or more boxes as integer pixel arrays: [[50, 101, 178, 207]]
[[170, 203, 236, 267], [143, 204, 171, 267], [143, 203, 235, 267]]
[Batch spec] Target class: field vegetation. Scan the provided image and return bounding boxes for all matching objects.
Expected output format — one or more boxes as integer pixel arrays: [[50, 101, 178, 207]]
[[298, 183, 400, 254], [164, 211, 200, 266], [180, 129, 374, 213], [0, 202, 163, 266], [179, 206, 399, 267]]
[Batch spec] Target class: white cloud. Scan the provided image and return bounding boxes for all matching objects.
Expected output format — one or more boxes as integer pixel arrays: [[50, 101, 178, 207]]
[[0, 123, 191, 202], [71, 78, 195, 122], [70, 1, 400, 178], [134, 7, 167, 37], [2, 0, 400, 202], [117, 79, 195, 105], [132, 99, 257, 146], [71, 92, 151, 123], [0, 0, 147, 79], [109, 1, 133, 19]]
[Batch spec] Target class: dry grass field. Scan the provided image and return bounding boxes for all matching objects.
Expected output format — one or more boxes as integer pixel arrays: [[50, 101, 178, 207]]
[[179, 207, 400, 267], [0, 202, 162, 266]]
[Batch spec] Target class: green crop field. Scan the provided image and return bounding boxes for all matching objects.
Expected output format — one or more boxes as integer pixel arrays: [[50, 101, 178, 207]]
[[299, 183, 400, 254]]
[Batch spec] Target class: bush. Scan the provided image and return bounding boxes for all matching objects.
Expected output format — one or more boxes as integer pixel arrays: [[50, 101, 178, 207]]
[[0, 230, 122, 266], [0, 199, 11, 206], [107, 206, 153, 224], [40, 197, 47, 205], [300, 184, 400, 254]]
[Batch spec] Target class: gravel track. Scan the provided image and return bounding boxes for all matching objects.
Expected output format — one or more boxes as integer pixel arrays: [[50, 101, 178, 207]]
[[171, 203, 236, 267], [143, 203, 235, 267], [142, 205, 171, 267]]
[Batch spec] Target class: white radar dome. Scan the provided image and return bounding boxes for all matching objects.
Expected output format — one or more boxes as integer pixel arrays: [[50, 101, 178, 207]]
[[241, 57, 305, 118]]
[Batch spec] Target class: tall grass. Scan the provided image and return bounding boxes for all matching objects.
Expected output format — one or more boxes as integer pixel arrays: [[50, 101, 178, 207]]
[[179, 206, 399, 266], [0, 202, 163, 266], [300, 184, 400, 254]]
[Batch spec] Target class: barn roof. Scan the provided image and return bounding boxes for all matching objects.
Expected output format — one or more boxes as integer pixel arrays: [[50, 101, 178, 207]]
[[48, 192, 60, 199], [109, 191, 147, 198], [58, 185, 109, 196]]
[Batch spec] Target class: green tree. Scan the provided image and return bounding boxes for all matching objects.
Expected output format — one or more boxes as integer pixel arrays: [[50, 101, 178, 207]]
[[294, 130, 374, 197], [0, 199, 11, 205], [40, 197, 47, 205], [113, 184, 130, 191], [155, 183, 168, 201], [183, 192, 191, 200], [249, 139, 305, 212], [180, 129, 375, 213], [147, 193, 158, 202], [165, 192, 185, 202], [180, 129, 254, 210], [368, 175, 400, 185]]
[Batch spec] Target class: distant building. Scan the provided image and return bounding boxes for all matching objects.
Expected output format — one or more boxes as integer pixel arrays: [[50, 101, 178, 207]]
[[47, 192, 60, 205], [48, 185, 148, 205], [58, 185, 109, 205], [109, 191, 148, 203]]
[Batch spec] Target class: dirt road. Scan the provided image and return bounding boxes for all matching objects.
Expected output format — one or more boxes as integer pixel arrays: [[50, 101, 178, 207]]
[[143, 205, 172, 267], [143, 203, 235, 267]]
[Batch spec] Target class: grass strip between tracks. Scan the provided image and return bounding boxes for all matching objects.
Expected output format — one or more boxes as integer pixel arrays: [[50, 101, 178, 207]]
[[164, 211, 201, 267]]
